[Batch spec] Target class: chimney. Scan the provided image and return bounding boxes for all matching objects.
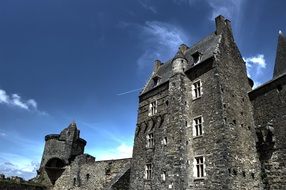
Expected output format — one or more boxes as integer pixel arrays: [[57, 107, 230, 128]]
[[215, 15, 233, 35], [179, 44, 189, 54], [153, 60, 162, 73]]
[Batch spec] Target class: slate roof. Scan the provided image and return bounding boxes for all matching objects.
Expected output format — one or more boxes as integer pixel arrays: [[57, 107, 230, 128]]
[[273, 31, 286, 79], [140, 32, 221, 95]]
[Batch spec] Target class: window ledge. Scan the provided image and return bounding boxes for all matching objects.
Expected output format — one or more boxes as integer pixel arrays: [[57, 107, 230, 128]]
[[192, 96, 202, 101], [193, 135, 203, 139], [194, 177, 206, 181]]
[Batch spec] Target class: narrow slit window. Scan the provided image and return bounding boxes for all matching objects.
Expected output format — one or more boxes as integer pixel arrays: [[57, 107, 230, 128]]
[[161, 171, 166, 181]]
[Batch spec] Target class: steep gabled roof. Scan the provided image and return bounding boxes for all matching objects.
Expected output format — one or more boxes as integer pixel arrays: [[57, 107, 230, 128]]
[[140, 33, 221, 95], [273, 30, 286, 78]]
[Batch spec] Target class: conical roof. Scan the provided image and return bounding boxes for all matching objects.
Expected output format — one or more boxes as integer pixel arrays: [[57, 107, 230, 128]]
[[273, 30, 286, 78]]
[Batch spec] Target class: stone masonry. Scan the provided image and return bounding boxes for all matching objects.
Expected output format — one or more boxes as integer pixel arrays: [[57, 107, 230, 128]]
[[34, 15, 286, 190]]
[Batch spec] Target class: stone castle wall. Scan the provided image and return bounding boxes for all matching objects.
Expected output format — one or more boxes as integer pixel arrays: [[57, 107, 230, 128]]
[[250, 74, 286, 190]]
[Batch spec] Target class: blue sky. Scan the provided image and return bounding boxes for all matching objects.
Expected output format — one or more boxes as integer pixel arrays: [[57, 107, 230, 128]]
[[0, 0, 285, 179]]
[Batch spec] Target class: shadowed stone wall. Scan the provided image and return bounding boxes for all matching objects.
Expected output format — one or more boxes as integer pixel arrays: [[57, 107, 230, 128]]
[[250, 74, 286, 190]]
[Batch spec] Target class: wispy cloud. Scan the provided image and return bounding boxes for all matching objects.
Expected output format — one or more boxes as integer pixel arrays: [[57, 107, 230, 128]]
[[0, 153, 40, 180], [116, 87, 143, 96], [0, 132, 6, 137], [0, 160, 39, 180], [138, 0, 157, 14], [244, 54, 267, 88], [182, 0, 244, 21], [136, 21, 188, 71], [0, 88, 46, 115], [207, 0, 244, 21], [94, 143, 133, 160]]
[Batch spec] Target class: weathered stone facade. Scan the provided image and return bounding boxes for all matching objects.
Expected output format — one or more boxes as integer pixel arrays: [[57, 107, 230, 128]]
[[35, 124, 131, 190], [130, 16, 264, 190], [34, 15, 286, 190]]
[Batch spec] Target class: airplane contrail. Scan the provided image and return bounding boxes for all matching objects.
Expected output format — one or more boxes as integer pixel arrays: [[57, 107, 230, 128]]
[[117, 88, 143, 96]]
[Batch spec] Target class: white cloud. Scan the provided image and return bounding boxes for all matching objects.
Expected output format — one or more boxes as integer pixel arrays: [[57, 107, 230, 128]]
[[0, 88, 46, 115], [95, 144, 133, 161], [0, 153, 40, 180], [243, 54, 267, 88], [244, 54, 266, 76], [137, 21, 188, 70], [0, 160, 39, 180]]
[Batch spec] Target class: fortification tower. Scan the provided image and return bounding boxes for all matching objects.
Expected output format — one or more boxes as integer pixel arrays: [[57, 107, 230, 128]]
[[130, 15, 263, 190], [37, 122, 86, 186]]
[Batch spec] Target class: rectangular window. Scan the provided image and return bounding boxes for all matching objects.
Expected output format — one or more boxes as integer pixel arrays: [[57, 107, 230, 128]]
[[193, 116, 203, 137], [161, 171, 166, 181], [194, 156, 205, 178], [147, 133, 154, 148], [148, 100, 157, 116], [192, 80, 202, 99], [162, 137, 167, 145], [145, 164, 152, 180]]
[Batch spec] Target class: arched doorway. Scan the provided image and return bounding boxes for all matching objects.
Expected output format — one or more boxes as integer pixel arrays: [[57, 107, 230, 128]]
[[45, 158, 66, 185]]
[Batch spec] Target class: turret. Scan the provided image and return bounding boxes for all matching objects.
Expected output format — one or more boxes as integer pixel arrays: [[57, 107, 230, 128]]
[[172, 44, 188, 74], [273, 30, 286, 78], [38, 122, 86, 185]]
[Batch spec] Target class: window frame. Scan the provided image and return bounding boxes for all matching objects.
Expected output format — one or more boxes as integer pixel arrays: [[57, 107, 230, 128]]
[[161, 137, 167, 146], [146, 133, 154, 148], [194, 156, 205, 179], [193, 116, 204, 137], [192, 80, 202, 100], [145, 163, 152, 180], [148, 100, 158, 116]]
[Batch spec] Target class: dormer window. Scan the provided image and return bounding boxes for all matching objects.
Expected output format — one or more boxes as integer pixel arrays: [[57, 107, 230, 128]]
[[152, 76, 161, 87], [192, 51, 201, 65]]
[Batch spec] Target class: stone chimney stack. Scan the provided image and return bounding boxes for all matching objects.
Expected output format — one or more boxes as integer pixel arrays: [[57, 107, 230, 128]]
[[215, 15, 233, 36], [153, 60, 162, 74]]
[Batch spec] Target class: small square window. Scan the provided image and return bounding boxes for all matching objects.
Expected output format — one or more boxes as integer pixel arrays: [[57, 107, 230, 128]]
[[148, 100, 157, 116], [193, 116, 203, 137], [192, 80, 202, 99], [145, 164, 152, 180], [194, 156, 205, 178], [146, 133, 154, 148]]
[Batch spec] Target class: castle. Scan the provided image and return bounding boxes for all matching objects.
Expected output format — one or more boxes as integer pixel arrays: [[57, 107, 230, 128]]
[[34, 16, 286, 190]]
